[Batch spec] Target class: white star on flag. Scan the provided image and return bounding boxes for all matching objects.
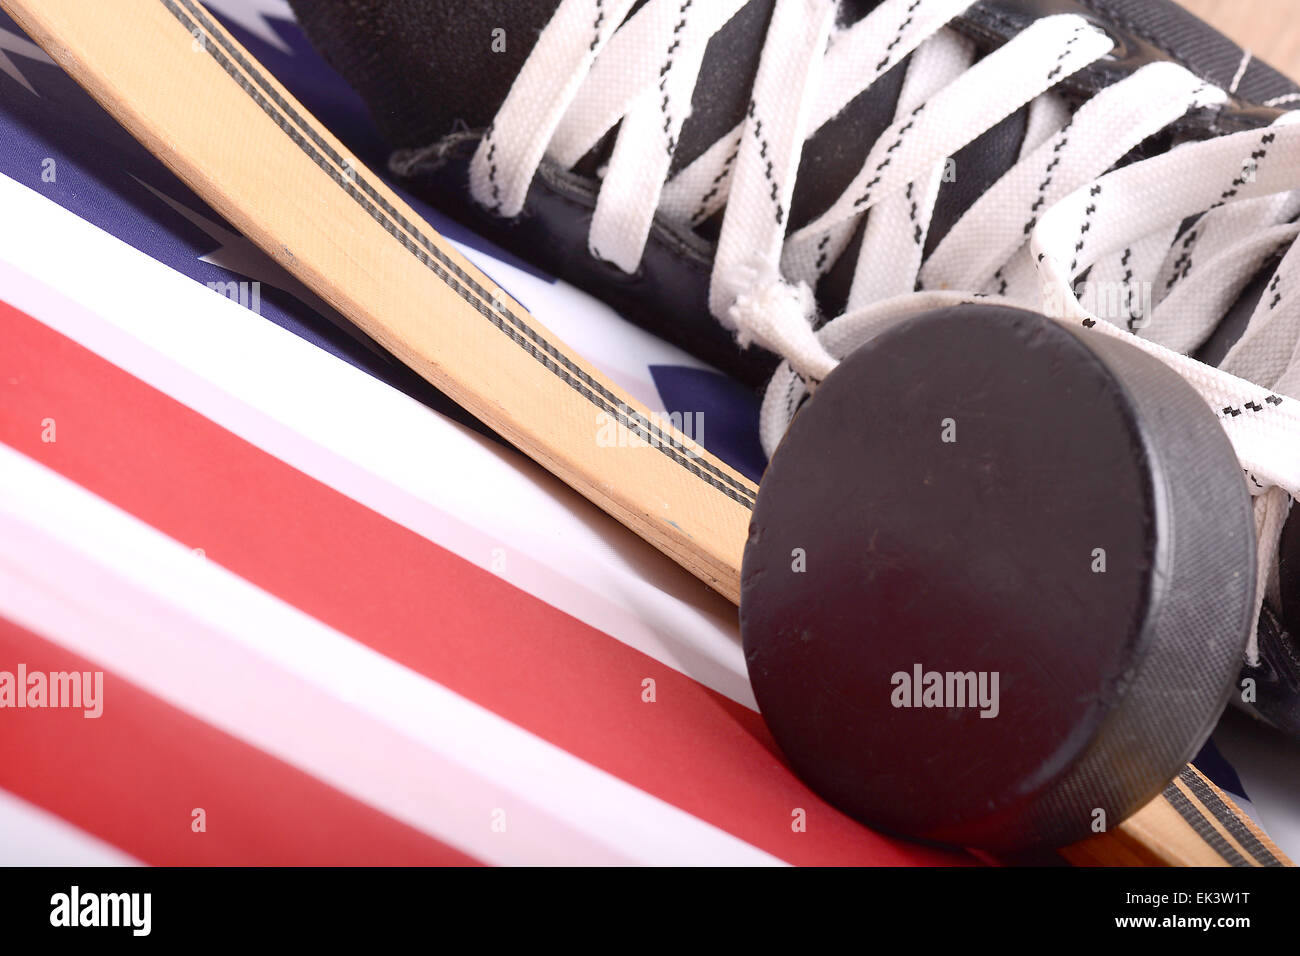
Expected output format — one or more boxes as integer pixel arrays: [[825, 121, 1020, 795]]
[[204, 0, 296, 55], [132, 175, 387, 358], [0, 24, 54, 97]]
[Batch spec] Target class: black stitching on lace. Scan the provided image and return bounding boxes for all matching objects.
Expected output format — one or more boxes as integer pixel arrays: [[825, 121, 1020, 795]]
[[853, 104, 925, 210], [1045, 25, 1086, 83], [693, 145, 739, 224], [907, 182, 923, 245], [484, 133, 501, 212], [658, 0, 693, 156], [1166, 227, 1200, 291], [747, 100, 786, 225], [1120, 247, 1143, 330], [814, 233, 833, 271], [590, 0, 606, 52], [876, 0, 923, 75], [1209, 131, 1276, 212], [1222, 394, 1285, 419], [1069, 183, 1102, 273], [1023, 121, 1073, 237]]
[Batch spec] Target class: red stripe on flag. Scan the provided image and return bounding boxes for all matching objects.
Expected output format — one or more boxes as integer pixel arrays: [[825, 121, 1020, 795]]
[[0, 616, 478, 865], [0, 300, 968, 866]]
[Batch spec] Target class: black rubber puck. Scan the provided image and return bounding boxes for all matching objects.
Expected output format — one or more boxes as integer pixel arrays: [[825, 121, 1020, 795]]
[[740, 305, 1257, 851]]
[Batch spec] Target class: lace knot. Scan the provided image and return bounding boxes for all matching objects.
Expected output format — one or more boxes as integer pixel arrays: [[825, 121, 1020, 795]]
[[727, 272, 837, 383]]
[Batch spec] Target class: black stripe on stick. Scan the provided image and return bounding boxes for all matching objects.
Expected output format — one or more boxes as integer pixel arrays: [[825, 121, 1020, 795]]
[[1179, 767, 1284, 867], [1161, 781, 1250, 867]]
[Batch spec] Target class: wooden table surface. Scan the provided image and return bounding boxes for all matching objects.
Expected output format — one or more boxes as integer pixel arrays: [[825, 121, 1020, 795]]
[[1179, 0, 1300, 82]]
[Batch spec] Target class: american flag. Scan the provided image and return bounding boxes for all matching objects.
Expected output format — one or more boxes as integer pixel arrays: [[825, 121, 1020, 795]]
[[0, 0, 1293, 865]]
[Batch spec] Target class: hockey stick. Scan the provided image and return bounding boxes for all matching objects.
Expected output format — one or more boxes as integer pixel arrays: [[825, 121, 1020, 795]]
[[3, 0, 1288, 866]]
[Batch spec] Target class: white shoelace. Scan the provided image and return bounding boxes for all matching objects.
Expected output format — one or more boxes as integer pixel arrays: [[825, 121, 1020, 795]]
[[470, 0, 1300, 658]]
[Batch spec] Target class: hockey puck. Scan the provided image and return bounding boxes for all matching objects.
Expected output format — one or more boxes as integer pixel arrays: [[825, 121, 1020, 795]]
[[740, 304, 1256, 851]]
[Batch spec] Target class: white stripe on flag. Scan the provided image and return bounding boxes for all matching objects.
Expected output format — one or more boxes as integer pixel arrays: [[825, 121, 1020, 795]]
[[0, 173, 755, 709], [0, 789, 141, 866], [0, 444, 783, 866]]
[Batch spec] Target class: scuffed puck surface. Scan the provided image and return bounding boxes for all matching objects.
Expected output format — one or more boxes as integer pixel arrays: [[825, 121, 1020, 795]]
[[740, 305, 1256, 851]]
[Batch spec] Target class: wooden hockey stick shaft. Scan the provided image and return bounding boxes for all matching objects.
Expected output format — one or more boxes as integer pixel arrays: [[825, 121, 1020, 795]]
[[4, 0, 1288, 867]]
